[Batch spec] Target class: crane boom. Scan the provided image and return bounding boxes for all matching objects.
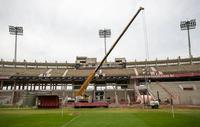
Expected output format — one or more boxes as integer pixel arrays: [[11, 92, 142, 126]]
[[76, 7, 144, 97]]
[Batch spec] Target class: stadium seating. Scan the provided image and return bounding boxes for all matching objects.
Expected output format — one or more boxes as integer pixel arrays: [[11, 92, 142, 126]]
[[149, 81, 200, 104], [49, 69, 66, 77], [0, 67, 47, 76], [0, 57, 200, 106], [66, 69, 92, 77], [149, 83, 170, 102], [156, 64, 200, 74], [1, 63, 200, 77], [101, 68, 135, 76]]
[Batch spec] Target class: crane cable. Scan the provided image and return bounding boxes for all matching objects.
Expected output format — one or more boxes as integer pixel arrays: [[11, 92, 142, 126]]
[[142, 10, 151, 106], [142, 10, 150, 61]]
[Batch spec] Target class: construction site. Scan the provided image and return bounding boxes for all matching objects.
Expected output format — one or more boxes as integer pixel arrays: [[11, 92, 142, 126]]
[[1, 56, 200, 108], [0, 1, 200, 126], [0, 6, 200, 108]]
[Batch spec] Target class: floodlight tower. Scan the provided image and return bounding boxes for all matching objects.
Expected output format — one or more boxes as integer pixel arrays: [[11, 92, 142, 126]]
[[9, 26, 23, 62], [180, 19, 196, 58], [99, 29, 111, 62]]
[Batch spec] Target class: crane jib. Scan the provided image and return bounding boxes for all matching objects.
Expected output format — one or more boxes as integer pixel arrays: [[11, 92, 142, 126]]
[[76, 7, 144, 97]]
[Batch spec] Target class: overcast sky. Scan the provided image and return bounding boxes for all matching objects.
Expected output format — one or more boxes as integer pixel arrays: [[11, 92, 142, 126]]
[[0, 0, 199, 63]]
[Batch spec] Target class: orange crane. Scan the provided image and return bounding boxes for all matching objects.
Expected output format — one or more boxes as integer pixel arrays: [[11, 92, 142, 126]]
[[74, 7, 144, 107]]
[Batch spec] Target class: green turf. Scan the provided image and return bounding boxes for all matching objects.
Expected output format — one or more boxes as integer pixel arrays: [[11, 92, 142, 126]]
[[0, 108, 75, 127], [0, 108, 200, 127]]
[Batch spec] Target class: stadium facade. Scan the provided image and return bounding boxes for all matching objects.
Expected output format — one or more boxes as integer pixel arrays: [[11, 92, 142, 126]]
[[0, 56, 200, 107]]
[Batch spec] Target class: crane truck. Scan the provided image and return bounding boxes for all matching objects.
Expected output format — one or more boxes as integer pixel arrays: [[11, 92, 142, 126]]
[[74, 7, 144, 108]]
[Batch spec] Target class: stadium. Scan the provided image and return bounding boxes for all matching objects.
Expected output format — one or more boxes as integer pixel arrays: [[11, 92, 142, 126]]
[[1, 1, 200, 127], [1, 56, 200, 127], [1, 56, 200, 106]]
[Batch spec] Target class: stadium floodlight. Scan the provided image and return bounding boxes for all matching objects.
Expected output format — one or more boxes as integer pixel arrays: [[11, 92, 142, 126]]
[[180, 19, 196, 58], [9, 26, 23, 62], [99, 29, 111, 62], [99, 29, 111, 38]]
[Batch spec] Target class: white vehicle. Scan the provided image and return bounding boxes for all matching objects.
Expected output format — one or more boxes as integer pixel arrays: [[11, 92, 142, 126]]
[[149, 100, 159, 109]]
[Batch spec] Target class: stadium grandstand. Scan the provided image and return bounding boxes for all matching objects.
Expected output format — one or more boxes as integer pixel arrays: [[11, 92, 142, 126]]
[[0, 56, 200, 107]]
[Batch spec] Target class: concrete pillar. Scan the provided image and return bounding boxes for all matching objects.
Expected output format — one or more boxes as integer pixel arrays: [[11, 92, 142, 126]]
[[50, 83, 52, 90], [10, 84, 13, 90], [32, 84, 34, 91], [14, 82, 16, 90], [72, 84, 75, 97], [38, 84, 41, 90], [36, 84, 38, 91], [11, 91, 15, 105], [45, 84, 47, 90], [114, 84, 119, 106], [52, 84, 54, 90], [19, 84, 21, 90], [128, 78, 135, 89], [0, 81, 3, 90], [6, 84, 8, 90], [22, 84, 25, 90], [18, 84, 21, 90], [41, 84, 43, 90], [124, 89, 127, 102], [103, 85, 106, 101], [61, 84, 65, 91], [33, 84, 35, 91], [129, 77, 137, 102], [55, 84, 57, 90], [93, 84, 97, 101], [53, 84, 55, 90], [37, 84, 39, 91], [43, 83, 45, 90], [11, 81, 16, 105], [30, 84, 33, 91], [16, 84, 18, 90], [26, 83, 28, 91], [127, 94, 131, 106]]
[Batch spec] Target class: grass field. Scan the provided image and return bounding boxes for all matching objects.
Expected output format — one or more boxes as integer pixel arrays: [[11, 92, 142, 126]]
[[0, 107, 200, 127]]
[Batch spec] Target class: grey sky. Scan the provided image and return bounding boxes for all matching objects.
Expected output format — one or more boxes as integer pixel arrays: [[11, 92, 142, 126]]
[[0, 0, 199, 63]]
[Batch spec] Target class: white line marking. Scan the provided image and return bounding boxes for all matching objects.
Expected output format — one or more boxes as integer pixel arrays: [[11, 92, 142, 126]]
[[60, 115, 80, 127]]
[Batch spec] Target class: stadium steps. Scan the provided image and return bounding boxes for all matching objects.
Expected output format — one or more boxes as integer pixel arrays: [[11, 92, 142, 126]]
[[133, 68, 139, 76], [62, 69, 68, 77], [149, 82, 171, 103], [134, 67, 144, 76], [161, 82, 200, 105]]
